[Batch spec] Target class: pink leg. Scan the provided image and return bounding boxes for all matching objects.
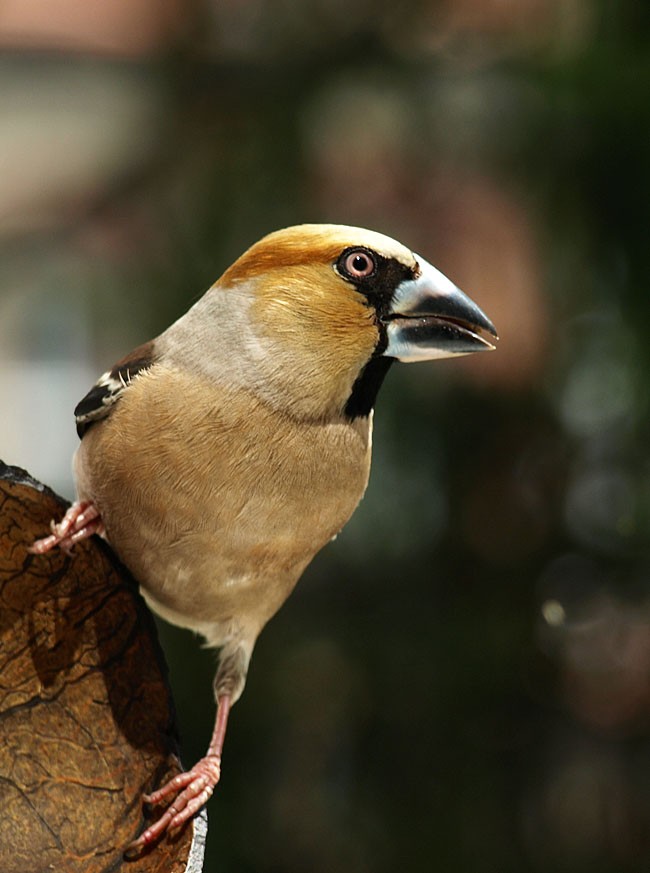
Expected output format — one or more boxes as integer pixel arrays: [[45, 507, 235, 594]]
[[124, 695, 232, 857], [29, 500, 105, 555]]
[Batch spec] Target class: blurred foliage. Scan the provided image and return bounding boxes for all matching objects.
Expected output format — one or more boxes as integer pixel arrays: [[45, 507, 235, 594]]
[[1, 0, 650, 871]]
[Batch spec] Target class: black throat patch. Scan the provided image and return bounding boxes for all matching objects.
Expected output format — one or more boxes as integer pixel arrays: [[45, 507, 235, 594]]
[[344, 356, 394, 419]]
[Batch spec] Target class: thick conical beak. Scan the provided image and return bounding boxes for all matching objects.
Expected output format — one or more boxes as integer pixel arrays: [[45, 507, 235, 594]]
[[383, 256, 498, 362]]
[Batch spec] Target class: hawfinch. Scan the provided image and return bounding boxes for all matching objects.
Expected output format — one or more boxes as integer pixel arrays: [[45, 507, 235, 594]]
[[31, 224, 497, 852]]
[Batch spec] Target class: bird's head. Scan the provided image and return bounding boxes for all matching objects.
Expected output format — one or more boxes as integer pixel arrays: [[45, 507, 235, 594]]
[[169, 224, 497, 421]]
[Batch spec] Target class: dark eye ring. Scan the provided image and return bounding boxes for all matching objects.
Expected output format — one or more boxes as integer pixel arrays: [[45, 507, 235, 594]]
[[338, 248, 377, 281]]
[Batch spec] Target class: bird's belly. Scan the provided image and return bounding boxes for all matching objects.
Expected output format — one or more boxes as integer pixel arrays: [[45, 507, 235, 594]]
[[125, 518, 315, 638], [137, 559, 302, 645], [75, 376, 372, 640], [79, 449, 368, 639]]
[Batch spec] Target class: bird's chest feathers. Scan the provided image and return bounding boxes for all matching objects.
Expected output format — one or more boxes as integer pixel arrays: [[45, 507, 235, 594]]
[[81, 370, 372, 616]]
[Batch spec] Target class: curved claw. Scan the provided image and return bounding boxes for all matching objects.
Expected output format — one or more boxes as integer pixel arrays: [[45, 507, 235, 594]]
[[29, 501, 104, 554], [124, 807, 177, 860], [124, 755, 221, 858]]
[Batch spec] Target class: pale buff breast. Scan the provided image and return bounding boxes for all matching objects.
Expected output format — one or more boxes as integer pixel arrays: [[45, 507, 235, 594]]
[[74, 365, 372, 637]]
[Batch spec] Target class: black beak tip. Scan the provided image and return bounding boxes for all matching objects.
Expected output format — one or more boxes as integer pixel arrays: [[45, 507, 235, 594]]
[[477, 312, 498, 340]]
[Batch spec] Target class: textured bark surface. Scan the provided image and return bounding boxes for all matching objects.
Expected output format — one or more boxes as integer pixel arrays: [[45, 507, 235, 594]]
[[0, 462, 205, 872]]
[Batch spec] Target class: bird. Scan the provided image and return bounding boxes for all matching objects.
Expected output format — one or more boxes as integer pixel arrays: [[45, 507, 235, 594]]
[[30, 224, 497, 853]]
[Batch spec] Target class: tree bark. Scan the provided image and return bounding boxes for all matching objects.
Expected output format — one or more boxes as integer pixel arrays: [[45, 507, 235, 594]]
[[0, 462, 205, 872]]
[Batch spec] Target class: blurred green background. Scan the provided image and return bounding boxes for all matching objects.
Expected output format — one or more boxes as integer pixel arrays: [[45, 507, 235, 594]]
[[1, 1, 649, 871]]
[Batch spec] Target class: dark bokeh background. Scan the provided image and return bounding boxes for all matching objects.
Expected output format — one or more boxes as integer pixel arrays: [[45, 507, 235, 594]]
[[1, 2, 649, 871]]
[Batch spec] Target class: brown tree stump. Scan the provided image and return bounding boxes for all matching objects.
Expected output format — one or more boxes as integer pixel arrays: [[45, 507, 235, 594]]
[[0, 462, 206, 872]]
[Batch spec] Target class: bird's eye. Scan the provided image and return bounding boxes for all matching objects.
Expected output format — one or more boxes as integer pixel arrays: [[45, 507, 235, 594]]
[[338, 248, 377, 281]]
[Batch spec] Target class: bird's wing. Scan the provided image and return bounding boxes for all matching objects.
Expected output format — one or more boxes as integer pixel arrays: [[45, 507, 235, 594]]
[[75, 341, 157, 438]]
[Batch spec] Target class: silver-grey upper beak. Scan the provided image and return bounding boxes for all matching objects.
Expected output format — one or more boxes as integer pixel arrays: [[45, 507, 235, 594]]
[[383, 256, 498, 362]]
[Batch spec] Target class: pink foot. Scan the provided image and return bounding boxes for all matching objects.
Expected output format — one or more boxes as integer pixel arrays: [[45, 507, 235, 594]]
[[29, 500, 105, 555], [124, 755, 221, 857]]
